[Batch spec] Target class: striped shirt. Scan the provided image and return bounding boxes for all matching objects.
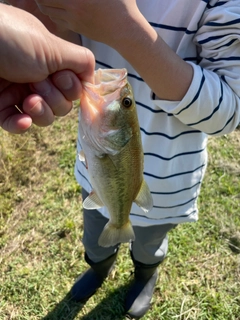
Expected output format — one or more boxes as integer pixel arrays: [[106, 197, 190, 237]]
[[75, 0, 240, 226]]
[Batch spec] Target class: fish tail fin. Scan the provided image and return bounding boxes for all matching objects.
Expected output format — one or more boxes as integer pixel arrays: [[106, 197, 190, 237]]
[[98, 220, 135, 248]]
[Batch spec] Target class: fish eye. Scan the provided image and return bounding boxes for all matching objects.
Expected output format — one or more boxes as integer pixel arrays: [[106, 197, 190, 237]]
[[122, 97, 132, 108]]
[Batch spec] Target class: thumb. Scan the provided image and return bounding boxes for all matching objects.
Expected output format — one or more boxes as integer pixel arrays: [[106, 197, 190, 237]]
[[49, 35, 95, 84]]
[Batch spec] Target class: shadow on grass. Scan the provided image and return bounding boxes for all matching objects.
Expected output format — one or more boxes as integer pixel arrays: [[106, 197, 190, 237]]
[[42, 284, 130, 320]]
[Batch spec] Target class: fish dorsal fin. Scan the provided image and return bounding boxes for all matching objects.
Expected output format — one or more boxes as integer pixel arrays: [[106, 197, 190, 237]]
[[134, 180, 153, 213], [83, 191, 104, 210]]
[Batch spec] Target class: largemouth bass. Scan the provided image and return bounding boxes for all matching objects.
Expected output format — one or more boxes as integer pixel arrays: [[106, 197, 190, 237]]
[[79, 68, 153, 247]]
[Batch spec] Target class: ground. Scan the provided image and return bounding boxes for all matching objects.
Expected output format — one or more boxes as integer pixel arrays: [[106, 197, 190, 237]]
[[0, 106, 239, 319]]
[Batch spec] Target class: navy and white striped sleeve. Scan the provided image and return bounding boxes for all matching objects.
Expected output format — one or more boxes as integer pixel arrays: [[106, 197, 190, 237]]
[[156, 0, 240, 136]]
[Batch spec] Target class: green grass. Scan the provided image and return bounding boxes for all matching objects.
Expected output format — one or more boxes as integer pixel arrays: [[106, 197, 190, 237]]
[[0, 106, 239, 320]]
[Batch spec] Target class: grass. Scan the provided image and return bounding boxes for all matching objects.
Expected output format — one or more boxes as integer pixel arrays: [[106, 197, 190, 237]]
[[0, 104, 239, 320]]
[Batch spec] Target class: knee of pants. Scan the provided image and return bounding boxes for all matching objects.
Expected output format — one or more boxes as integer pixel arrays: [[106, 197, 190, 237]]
[[130, 224, 177, 265]]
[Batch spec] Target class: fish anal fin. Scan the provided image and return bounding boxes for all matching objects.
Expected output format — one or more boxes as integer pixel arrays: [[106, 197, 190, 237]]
[[134, 180, 153, 213], [98, 220, 135, 248], [83, 191, 104, 210]]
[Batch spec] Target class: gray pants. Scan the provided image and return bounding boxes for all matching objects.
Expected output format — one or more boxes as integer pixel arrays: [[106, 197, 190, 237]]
[[82, 189, 177, 265]]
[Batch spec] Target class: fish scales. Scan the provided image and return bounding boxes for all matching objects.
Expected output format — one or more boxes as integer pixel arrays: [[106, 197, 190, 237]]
[[79, 68, 153, 247]]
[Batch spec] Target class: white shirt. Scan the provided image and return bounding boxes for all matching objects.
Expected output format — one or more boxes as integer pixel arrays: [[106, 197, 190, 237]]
[[75, 0, 240, 226]]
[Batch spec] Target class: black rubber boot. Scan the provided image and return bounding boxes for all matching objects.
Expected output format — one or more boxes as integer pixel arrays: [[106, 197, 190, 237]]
[[125, 258, 160, 319], [71, 251, 117, 302]]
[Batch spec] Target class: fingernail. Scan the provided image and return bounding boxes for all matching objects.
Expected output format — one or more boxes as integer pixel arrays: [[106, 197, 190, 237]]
[[32, 80, 51, 96], [29, 101, 44, 116], [54, 74, 73, 90]]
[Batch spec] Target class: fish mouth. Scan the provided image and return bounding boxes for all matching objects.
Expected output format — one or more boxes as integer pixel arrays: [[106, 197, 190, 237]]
[[94, 68, 127, 86], [81, 68, 128, 119], [83, 68, 128, 96]]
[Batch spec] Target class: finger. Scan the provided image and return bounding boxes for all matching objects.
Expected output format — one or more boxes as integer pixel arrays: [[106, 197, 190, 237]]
[[0, 82, 54, 130], [56, 40, 95, 83], [0, 79, 11, 92], [1, 110, 32, 134], [51, 70, 82, 101], [0, 83, 32, 132], [30, 78, 73, 117], [45, 31, 95, 83], [0, 82, 31, 108], [22, 94, 55, 126]]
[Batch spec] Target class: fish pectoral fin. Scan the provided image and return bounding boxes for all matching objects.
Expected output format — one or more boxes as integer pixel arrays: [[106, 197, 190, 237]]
[[83, 191, 104, 210], [98, 126, 133, 155], [134, 180, 153, 213], [98, 220, 135, 248]]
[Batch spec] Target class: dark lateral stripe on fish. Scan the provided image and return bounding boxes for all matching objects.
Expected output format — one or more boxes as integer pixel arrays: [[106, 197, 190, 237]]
[[140, 127, 201, 139], [151, 181, 201, 195], [144, 163, 206, 180], [144, 147, 206, 161]]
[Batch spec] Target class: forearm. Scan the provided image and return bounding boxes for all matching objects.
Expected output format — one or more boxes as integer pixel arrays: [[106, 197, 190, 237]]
[[31, 0, 192, 99], [111, 13, 193, 101]]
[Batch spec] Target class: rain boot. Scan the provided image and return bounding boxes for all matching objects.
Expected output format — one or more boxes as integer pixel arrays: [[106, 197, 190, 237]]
[[71, 251, 117, 302], [125, 258, 160, 319]]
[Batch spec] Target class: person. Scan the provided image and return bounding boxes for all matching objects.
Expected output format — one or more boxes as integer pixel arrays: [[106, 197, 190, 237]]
[[7, 0, 240, 318], [0, 3, 94, 134]]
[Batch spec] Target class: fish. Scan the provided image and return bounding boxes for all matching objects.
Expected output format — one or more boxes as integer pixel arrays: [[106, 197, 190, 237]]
[[79, 68, 153, 247]]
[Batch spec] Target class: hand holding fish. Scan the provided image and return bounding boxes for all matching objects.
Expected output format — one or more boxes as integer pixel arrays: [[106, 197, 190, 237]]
[[0, 4, 94, 133]]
